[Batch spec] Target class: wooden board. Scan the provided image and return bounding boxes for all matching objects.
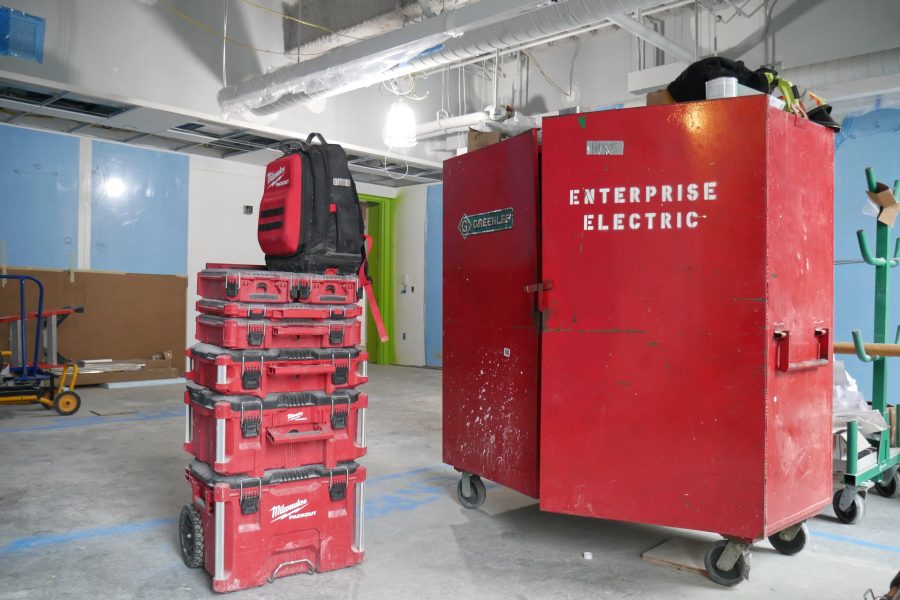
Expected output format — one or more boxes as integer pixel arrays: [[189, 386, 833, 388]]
[[641, 537, 708, 576], [0, 268, 186, 378]]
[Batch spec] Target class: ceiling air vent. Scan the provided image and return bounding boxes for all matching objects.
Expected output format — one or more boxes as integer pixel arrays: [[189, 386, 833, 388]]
[[0, 7, 45, 63]]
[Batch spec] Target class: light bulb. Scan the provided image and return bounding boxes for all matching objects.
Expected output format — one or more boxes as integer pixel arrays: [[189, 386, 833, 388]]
[[383, 98, 417, 148]]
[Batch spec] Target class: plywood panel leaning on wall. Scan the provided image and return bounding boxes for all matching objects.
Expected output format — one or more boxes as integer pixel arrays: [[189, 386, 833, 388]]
[[0, 267, 186, 384]]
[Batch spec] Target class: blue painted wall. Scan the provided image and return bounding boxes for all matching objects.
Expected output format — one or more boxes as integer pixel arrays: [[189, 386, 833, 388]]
[[0, 125, 79, 268], [834, 108, 900, 403], [91, 140, 188, 275], [424, 184, 443, 367]]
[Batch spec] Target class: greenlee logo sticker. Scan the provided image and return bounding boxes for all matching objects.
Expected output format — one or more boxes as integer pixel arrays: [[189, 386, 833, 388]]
[[458, 208, 514, 239]]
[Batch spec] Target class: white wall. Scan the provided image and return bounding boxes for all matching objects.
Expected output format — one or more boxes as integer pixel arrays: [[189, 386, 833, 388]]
[[186, 155, 266, 346], [392, 184, 428, 366]]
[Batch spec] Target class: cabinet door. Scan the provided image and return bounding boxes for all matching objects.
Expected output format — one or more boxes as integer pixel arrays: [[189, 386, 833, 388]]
[[539, 99, 769, 539], [442, 130, 541, 498]]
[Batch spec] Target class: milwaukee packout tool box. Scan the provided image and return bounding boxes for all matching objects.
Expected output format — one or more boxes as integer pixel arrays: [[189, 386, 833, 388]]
[[182, 460, 364, 592], [186, 344, 368, 398], [184, 383, 367, 475], [196, 298, 362, 321], [198, 264, 360, 305], [195, 314, 361, 350]]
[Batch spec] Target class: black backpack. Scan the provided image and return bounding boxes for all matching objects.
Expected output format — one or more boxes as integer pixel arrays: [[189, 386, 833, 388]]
[[259, 133, 365, 275]]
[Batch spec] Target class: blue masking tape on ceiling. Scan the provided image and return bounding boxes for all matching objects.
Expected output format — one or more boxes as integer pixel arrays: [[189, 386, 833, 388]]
[[0, 7, 45, 63]]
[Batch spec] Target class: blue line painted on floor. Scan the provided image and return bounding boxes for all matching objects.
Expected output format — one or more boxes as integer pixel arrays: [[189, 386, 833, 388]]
[[0, 517, 177, 556], [367, 476, 458, 518], [9, 457, 895, 562], [0, 465, 452, 556], [366, 464, 449, 484], [0, 407, 183, 434], [809, 528, 900, 554]]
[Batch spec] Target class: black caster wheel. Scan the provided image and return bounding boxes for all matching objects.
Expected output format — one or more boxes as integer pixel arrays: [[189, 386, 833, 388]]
[[704, 540, 749, 587], [53, 391, 81, 416], [179, 504, 205, 568], [875, 471, 900, 498], [456, 475, 486, 509], [768, 522, 808, 555], [833, 489, 866, 524]]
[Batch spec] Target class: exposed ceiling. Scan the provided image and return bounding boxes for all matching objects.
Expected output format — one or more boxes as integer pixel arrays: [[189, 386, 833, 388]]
[[2, 0, 898, 182], [283, 0, 476, 57], [0, 76, 442, 187]]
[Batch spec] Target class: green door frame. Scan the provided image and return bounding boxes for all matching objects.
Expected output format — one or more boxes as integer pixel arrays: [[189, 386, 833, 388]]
[[360, 193, 395, 364]]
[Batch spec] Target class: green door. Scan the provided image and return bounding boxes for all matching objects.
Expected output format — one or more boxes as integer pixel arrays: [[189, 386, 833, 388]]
[[361, 194, 394, 364]]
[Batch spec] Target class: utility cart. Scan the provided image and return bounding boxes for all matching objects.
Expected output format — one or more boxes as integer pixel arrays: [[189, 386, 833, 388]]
[[443, 96, 834, 587], [831, 170, 900, 523], [0, 275, 80, 416]]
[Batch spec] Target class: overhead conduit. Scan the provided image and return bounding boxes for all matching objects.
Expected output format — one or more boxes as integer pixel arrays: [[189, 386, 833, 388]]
[[782, 47, 900, 91], [217, 0, 671, 116]]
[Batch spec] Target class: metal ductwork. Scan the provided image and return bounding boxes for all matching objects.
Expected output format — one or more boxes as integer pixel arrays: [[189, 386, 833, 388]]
[[402, 0, 671, 71], [781, 47, 900, 90], [218, 0, 671, 116]]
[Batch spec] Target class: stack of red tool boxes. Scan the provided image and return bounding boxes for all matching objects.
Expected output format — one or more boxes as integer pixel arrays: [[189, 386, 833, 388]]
[[180, 263, 367, 593]]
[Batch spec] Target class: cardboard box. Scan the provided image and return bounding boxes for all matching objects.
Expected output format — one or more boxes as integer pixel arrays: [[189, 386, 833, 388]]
[[646, 88, 675, 106], [832, 428, 878, 473], [467, 130, 502, 152], [890, 406, 898, 447], [867, 182, 899, 227]]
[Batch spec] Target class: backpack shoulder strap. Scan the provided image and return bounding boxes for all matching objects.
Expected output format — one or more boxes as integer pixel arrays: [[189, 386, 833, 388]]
[[359, 234, 388, 342]]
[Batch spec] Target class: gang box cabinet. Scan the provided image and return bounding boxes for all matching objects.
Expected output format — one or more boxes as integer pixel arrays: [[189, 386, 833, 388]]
[[442, 95, 834, 586]]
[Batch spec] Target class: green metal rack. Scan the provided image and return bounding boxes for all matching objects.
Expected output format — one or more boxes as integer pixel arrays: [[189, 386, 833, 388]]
[[835, 168, 900, 524]]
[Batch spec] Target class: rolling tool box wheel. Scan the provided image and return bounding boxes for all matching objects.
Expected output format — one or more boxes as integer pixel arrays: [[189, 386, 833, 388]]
[[179, 504, 205, 569]]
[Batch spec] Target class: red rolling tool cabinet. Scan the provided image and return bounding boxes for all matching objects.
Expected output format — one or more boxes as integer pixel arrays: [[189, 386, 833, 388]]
[[442, 96, 834, 586]]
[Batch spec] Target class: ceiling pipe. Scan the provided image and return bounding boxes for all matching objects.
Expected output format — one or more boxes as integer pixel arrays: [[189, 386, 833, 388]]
[[401, 0, 674, 72], [606, 13, 695, 63], [416, 110, 495, 138], [218, 0, 555, 116], [781, 47, 900, 90], [219, 0, 672, 116]]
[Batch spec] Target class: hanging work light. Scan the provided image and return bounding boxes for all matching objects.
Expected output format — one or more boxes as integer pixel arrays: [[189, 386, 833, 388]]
[[383, 97, 417, 148]]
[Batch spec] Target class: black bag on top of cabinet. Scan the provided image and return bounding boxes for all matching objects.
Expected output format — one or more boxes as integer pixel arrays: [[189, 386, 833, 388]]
[[258, 133, 365, 275]]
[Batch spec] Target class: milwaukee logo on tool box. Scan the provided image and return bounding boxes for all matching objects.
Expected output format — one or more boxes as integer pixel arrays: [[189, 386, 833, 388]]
[[183, 461, 365, 593], [184, 384, 367, 476]]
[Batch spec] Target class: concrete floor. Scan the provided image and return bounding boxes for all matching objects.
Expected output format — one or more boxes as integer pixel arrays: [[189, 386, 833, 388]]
[[0, 364, 898, 599]]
